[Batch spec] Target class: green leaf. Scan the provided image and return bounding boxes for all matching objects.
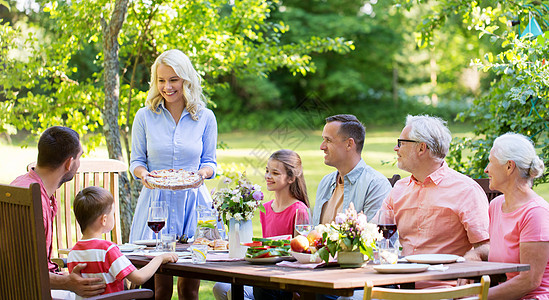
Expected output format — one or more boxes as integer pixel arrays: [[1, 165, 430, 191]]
[[318, 247, 330, 264], [0, 0, 10, 11]]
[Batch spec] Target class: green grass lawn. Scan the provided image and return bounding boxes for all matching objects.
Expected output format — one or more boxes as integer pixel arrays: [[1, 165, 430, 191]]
[[2, 125, 549, 299]]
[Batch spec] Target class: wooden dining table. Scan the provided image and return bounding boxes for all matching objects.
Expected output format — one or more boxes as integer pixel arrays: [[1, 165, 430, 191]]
[[128, 254, 529, 300]]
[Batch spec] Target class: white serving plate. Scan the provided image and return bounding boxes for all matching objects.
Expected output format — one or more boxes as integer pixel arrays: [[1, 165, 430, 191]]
[[373, 263, 430, 273], [143, 251, 192, 258], [118, 244, 146, 252], [404, 254, 461, 264], [289, 251, 322, 264], [209, 249, 229, 253], [133, 239, 158, 247]]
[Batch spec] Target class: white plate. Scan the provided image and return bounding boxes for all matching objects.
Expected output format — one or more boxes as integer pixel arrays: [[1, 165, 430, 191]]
[[373, 263, 430, 273], [290, 251, 322, 264], [134, 239, 158, 247], [209, 249, 229, 253], [118, 244, 146, 252], [404, 254, 461, 264], [144, 251, 192, 258], [244, 256, 293, 264]]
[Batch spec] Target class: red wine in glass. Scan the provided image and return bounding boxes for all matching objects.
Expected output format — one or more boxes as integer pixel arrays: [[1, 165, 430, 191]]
[[377, 224, 397, 239], [148, 206, 167, 251], [147, 220, 166, 233]]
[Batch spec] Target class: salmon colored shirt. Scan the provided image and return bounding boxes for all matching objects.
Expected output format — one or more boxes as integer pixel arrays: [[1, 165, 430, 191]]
[[489, 195, 549, 299], [382, 162, 489, 256], [11, 169, 59, 273]]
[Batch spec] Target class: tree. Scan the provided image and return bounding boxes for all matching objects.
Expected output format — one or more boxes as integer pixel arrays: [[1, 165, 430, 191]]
[[396, 0, 549, 182], [0, 0, 353, 240]]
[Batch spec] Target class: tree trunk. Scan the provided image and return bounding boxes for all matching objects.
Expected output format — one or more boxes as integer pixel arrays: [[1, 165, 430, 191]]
[[392, 60, 398, 107], [101, 0, 132, 242]]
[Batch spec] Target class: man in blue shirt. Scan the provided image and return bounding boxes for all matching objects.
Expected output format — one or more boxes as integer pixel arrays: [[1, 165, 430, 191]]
[[313, 114, 391, 225]]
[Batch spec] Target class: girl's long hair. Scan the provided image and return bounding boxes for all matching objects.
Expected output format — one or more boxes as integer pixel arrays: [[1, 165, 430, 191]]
[[269, 149, 309, 207]]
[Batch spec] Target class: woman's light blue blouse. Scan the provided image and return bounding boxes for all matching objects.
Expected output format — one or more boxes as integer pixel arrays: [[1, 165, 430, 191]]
[[128, 103, 218, 242]]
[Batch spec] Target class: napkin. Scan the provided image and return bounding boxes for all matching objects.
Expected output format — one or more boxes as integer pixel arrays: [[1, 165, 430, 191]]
[[427, 264, 449, 271], [276, 260, 326, 269]]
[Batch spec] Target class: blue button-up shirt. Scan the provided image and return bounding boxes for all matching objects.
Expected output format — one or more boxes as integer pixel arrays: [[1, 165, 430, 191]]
[[312, 159, 391, 225], [129, 104, 217, 242]]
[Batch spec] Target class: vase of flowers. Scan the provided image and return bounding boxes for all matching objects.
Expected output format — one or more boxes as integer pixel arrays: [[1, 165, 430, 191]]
[[213, 173, 264, 258], [314, 203, 383, 268]]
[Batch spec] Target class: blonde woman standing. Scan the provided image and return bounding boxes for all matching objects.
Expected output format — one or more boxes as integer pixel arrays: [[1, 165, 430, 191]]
[[129, 49, 217, 300]]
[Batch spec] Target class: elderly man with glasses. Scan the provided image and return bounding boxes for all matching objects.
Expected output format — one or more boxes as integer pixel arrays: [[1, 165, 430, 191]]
[[385, 114, 490, 265]]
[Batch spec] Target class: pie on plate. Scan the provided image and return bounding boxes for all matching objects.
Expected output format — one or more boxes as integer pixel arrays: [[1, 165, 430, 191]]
[[145, 169, 203, 190]]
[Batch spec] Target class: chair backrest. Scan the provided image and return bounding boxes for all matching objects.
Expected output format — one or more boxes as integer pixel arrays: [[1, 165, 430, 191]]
[[0, 183, 51, 300], [28, 159, 127, 256], [364, 275, 490, 300], [387, 174, 401, 187], [473, 178, 502, 202]]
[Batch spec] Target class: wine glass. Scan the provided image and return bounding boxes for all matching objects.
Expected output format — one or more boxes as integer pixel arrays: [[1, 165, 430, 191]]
[[373, 209, 397, 248], [294, 208, 313, 236], [148, 206, 167, 251]]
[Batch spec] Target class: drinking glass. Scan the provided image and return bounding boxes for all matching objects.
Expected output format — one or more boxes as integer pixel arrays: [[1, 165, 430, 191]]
[[294, 208, 313, 236], [161, 233, 177, 252], [374, 209, 397, 239], [148, 206, 167, 251], [190, 244, 208, 264]]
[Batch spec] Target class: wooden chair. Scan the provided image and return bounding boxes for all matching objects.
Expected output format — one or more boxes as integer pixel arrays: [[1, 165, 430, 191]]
[[28, 159, 127, 258], [364, 275, 490, 300], [387, 174, 401, 187], [473, 178, 502, 202], [1, 182, 51, 299], [0, 183, 154, 300]]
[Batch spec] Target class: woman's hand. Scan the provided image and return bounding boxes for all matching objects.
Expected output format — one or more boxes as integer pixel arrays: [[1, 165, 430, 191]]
[[134, 166, 154, 189], [198, 166, 213, 179]]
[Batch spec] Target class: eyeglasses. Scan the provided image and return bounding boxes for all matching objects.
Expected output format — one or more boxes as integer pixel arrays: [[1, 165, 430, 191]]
[[397, 139, 421, 148]]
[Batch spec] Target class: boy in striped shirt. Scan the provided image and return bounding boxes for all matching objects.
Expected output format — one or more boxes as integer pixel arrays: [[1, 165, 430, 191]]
[[68, 186, 178, 298]]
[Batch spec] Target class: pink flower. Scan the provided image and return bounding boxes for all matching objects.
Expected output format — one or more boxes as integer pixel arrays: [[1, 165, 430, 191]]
[[252, 191, 263, 201], [335, 213, 346, 224]]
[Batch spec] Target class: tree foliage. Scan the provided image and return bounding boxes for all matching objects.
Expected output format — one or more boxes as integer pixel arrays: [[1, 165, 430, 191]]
[[397, 0, 549, 182], [0, 0, 354, 240]]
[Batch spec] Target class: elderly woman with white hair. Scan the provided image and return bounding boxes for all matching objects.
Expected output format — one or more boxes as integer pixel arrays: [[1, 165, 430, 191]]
[[481, 133, 549, 299]]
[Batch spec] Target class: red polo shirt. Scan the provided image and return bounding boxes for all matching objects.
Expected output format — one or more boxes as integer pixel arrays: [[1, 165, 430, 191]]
[[11, 169, 59, 273]]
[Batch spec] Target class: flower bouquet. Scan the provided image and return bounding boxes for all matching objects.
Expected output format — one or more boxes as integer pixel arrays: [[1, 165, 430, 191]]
[[314, 203, 383, 264], [212, 172, 264, 225]]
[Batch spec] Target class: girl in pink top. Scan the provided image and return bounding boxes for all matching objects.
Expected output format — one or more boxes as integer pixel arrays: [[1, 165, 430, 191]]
[[261, 149, 310, 238], [482, 133, 549, 299], [213, 150, 309, 300]]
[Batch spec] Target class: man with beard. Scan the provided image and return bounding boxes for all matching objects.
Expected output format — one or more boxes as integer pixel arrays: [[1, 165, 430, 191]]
[[11, 126, 105, 298], [313, 114, 391, 225]]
